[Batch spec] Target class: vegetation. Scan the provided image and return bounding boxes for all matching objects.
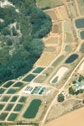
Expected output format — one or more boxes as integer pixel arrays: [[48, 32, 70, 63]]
[[78, 75, 84, 82], [73, 80, 76, 84], [0, 0, 52, 83], [69, 87, 75, 95], [69, 86, 84, 95], [57, 94, 64, 102], [83, 99, 84, 103]]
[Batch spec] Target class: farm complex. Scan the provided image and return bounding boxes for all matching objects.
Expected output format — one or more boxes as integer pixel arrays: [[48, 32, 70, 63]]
[[0, 0, 84, 126]]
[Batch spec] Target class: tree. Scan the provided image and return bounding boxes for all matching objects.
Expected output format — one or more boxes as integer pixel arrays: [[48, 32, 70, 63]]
[[26, 39, 44, 57], [57, 94, 64, 102], [73, 80, 76, 84], [69, 87, 75, 95], [12, 26, 18, 36], [1, 28, 11, 36], [78, 75, 84, 82], [0, 0, 52, 83], [6, 39, 12, 46]]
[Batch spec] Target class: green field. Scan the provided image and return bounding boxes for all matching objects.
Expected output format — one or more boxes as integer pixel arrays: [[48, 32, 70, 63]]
[[7, 113, 18, 121], [23, 99, 42, 118], [3, 81, 14, 88], [5, 104, 14, 111], [14, 104, 23, 111]]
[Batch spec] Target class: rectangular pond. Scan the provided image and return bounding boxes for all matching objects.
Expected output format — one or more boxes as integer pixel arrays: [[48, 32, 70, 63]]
[[75, 18, 84, 28], [80, 31, 84, 39], [7, 113, 18, 121], [23, 74, 36, 82], [23, 99, 41, 118], [33, 67, 44, 74], [3, 81, 14, 88]]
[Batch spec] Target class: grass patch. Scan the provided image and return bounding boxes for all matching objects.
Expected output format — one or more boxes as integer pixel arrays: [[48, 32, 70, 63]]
[[65, 45, 72, 52], [23, 99, 41, 118], [45, 37, 58, 44], [7, 113, 18, 121], [52, 55, 65, 67], [80, 43, 84, 53], [65, 33, 73, 43], [36, 0, 63, 8], [34, 75, 46, 83]]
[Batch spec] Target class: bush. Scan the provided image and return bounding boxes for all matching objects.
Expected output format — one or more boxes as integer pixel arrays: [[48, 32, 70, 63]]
[[78, 75, 84, 82], [73, 80, 76, 84], [69, 87, 75, 95], [57, 94, 64, 102]]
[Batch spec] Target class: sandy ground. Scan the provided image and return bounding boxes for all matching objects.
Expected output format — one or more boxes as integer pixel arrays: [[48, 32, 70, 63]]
[[78, 61, 84, 74], [45, 107, 84, 126], [50, 66, 69, 83]]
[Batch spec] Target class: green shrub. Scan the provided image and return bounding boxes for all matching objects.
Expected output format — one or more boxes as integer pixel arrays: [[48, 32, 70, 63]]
[[57, 94, 64, 102]]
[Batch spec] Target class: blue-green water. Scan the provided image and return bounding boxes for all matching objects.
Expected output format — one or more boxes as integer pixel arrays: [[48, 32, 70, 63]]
[[65, 54, 78, 63], [80, 31, 84, 39], [75, 18, 84, 28]]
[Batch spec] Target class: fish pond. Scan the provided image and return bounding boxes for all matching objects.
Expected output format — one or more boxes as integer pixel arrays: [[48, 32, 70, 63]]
[[75, 18, 84, 28], [65, 54, 78, 63], [23, 99, 41, 118]]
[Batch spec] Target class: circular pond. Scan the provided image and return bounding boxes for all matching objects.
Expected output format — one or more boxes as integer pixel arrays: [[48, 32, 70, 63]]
[[65, 54, 78, 63]]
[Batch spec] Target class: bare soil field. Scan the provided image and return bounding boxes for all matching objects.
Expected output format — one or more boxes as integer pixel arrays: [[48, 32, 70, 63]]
[[45, 106, 84, 126], [46, 99, 81, 121]]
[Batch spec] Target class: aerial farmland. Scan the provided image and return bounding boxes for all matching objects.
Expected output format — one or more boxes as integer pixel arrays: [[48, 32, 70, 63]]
[[0, 0, 84, 126]]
